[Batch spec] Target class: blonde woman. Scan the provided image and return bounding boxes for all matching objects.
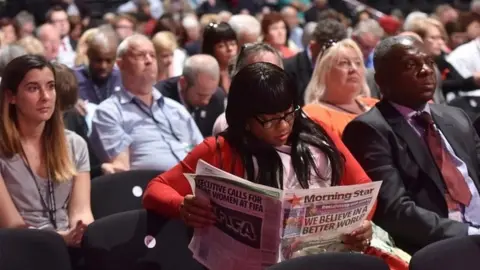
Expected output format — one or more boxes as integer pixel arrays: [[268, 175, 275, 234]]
[[17, 36, 45, 56], [303, 39, 378, 138], [152, 31, 185, 81], [405, 17, 448, 55], [74, 28, 98, 67], [0, 55, 93, 248]]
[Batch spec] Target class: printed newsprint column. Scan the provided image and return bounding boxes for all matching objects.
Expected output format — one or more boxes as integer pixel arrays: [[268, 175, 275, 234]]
[[280, 181, 381, 260], [188, 160, 283, 270]]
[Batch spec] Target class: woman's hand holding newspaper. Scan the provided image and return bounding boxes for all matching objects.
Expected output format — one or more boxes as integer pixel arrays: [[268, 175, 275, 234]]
[[341, 220, 373, 252], [180, 195, 217, 228]]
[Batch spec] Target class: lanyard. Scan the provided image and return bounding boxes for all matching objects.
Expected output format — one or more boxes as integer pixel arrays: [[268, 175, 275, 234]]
[[131, 98, 181, 141], [20, 148, 57, 229], [322, 99, 367, 114], [131, 98, 189, 162], [86, 68, 113, 103]]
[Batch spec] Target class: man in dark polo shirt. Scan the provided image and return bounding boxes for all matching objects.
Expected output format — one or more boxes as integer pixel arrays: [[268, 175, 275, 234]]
[[155, 54, 225, 137]]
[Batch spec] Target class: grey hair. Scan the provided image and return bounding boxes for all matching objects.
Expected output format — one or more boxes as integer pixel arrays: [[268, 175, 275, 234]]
[[0, 45, 27, 76], [302, 22, 317, 48], [116, 34, 151, 58], [228, 14, 261, 38], [373, 35, 417, 71], [231, 42, 283, 76], [35, 23, 57, 38], [14, 11, 35, 28], [183, 54, 220, 85], [182, 15, 200, 29], [403, 11, 428, 30], [352, 18, 384, 39], [312, 19, 347, 45], [280, 5, 297, 15]]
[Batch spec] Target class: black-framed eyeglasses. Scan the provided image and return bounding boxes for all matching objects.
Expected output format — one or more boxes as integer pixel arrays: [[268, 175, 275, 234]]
[[255, 106, 300, 129]]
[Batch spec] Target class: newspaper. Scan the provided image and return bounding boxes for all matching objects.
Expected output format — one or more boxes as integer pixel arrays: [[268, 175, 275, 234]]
[[188, 160, 381, 270]]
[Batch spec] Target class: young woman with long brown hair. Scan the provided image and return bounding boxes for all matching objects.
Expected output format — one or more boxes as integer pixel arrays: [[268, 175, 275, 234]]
[[0, 55, 93, 247]]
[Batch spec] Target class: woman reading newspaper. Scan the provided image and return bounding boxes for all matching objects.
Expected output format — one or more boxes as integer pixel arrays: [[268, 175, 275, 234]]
[[143, 62, 408, 269]]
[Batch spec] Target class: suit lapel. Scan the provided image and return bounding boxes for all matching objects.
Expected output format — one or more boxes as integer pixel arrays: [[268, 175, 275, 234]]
[[377, 100, 445, 192], [431, 106, 480, 191], [299, 51, 313, 83]]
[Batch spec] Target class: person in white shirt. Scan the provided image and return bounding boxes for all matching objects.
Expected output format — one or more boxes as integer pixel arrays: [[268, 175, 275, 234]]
[[46, 6, 76, 68], [446, 37, 480, 97], [36, 24, 61, 63]]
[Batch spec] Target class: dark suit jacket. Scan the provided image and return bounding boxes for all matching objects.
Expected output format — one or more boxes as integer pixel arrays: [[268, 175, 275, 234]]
[[69, 36, 78, 51], [343, 100, 480, 254], [154, 76, 225, 137], [283, 51, 313, 106], [184, 40, 201, 56]]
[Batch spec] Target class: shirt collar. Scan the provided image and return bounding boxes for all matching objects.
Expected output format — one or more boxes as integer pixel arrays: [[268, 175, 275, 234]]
[[118, 87, 164, 106], [390, 101, 430, 119]]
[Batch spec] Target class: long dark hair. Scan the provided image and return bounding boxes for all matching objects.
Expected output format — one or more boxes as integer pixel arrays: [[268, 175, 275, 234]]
[[0, 55, 75, 182], [223, 62, 344, 189]]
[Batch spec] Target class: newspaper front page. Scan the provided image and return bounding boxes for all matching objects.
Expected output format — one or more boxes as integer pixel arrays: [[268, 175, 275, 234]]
[[188, 160, 283, 270], [188, 160, 381, 270], [281, 182, 381, 260]]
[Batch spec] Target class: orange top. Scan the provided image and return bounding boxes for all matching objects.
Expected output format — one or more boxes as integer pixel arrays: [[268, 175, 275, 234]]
[[278, 45, 295, 58], [143, 122, 375, 219], [303, 97, 379, 138]]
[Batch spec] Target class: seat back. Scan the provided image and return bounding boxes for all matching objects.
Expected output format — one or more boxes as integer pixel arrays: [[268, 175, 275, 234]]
[[266, 253, 390, 270], [82, 209, 205, 270], [90, 170, 162, 219], [0, 228, 72, 270], [410, 236, 480, 270]]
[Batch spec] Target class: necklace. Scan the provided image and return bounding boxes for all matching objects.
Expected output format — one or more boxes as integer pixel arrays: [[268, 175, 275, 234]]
[[321, 99, 367, 114]]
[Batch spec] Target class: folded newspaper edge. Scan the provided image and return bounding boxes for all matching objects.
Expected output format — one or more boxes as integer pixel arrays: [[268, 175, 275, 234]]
[[186, 159, 382, 270]]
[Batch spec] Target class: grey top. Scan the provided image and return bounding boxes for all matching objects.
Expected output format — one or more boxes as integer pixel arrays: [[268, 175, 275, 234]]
[[1, 130, 90, 231]]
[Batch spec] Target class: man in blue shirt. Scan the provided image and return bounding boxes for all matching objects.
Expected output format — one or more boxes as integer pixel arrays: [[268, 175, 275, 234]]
[[91, 34, 203, 174], [74, 31, 123, 106]]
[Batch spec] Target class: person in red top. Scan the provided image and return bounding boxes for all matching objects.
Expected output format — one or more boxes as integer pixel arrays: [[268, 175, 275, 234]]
[[144, 62, 373, 252]]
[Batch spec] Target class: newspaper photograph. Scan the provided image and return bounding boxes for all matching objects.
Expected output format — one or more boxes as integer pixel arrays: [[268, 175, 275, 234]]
[[188, 160, 283, 270], [280, 182, 381, 260], [187, 160, 382, 270]]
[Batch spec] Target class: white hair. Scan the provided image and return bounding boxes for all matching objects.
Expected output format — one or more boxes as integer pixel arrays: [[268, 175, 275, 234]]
[[228, 14, 261, 38], [0, 45, 27, 76], [280, 6, 297, 15], [472, 0, 480, 10], [302, 22, 317, 48], [36, 23, 58, 38], [304, 39, 370, 105], [352, 18, 384, 39], [182, 15, 199, 29], [183, 54, 220, 84], [116, 34, 151, 58], [403, 11, 428, 30]]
